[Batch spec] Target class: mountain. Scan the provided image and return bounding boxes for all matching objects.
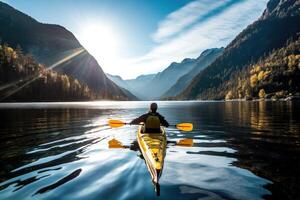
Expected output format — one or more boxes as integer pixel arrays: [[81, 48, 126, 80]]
[[144, 58, 199, 99], [107, 73, 155, 100], [107, 55, 207, 100], [106, 74, 131, 91], [178, 0, 300, 100], [0, 2, 135, 100], [125, 74, 156, 99], [108, 49, 223, 100], [105, 74, 139, 100], [162, 48, 224, 98]]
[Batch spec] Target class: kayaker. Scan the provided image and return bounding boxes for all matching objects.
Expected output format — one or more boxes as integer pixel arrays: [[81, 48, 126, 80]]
[[130, 103, 169, 133]]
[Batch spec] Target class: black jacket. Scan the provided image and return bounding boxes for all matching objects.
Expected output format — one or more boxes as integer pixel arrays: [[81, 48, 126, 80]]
[[130, 112, 169, 127]]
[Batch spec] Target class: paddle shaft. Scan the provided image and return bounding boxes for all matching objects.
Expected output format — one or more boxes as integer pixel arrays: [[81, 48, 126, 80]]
[[108, 120, 193, 131]]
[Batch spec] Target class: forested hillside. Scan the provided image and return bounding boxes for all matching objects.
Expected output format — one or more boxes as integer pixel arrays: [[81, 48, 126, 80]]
[[0, 44, 95, 101], [221, 37, 299, 100], [178, 0, 300, 100]]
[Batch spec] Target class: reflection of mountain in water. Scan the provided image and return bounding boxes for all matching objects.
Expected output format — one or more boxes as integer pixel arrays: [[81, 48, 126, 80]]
[[222, 101, 300, 199]]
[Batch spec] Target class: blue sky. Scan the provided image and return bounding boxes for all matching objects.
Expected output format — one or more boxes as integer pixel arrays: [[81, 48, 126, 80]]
[[2, 0, 268, 79]]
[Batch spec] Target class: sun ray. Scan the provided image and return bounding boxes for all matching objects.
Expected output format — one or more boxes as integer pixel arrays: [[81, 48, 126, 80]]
[[0, 48, 86, 101], [0, 74, 36, 92], [47, 48, 85, 70]]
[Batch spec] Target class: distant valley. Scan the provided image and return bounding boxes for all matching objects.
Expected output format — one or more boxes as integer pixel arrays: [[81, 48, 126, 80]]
[[107, 48, 223, 100]]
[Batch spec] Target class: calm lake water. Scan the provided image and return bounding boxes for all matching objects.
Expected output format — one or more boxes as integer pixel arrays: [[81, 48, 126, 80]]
[[0, 101, 299, 200]]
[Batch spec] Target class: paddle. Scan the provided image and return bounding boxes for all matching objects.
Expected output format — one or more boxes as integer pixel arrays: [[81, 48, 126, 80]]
[[176, 138, 194, 147], [108, 119, 129, 128], [173, 123, 193, 132], [108, 119, 193, 132], [108, 138, 126, 148]]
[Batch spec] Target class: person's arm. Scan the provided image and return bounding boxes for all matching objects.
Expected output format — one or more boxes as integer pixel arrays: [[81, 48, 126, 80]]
[[130, 114, 147, 125], [158, 113, 169, 127]]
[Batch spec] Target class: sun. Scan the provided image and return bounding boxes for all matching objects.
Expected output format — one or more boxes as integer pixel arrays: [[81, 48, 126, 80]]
[[77, 23, 120, 71]]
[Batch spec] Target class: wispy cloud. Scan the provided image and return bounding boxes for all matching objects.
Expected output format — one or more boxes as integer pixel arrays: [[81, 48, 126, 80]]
[[121, 0, 268, 79], [152, 0, 220, 42], [152, 0, 239, 43]]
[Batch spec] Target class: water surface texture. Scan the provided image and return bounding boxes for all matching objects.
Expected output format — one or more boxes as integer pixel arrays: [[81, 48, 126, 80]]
[[0, 101, 299, 200]]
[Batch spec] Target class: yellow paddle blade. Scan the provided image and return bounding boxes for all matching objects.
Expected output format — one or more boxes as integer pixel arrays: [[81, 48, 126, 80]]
[[176, 123, 193, 131], [177, 138, 194, 147], [108, 120, 126, 128], [108, 138, 125, 148]]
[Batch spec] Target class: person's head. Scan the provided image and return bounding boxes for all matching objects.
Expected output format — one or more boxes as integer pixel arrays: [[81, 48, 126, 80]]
[[149, 102, 158, 113]]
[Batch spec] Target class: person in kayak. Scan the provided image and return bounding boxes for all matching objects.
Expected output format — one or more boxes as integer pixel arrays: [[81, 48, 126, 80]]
[[130, 103, 169, 133]]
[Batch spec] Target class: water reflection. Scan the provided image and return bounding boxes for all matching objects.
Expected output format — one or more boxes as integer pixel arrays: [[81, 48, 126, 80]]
[[0, 109, 109, 195], [35, 168, 82, 195], [223, 101, 300, 199], [0, 101, 299, 200]]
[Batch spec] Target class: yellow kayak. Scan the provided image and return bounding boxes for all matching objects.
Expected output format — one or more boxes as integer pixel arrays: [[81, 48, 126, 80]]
[[137, 125, 167, 183]]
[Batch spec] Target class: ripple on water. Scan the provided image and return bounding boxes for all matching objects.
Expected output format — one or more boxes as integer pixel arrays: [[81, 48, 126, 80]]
[[163, 148, 271, 200], [0, 101, 299, 199]]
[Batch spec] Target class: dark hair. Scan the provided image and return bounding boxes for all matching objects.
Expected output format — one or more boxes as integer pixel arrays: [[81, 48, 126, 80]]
[[150, 102, 158, 112]]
